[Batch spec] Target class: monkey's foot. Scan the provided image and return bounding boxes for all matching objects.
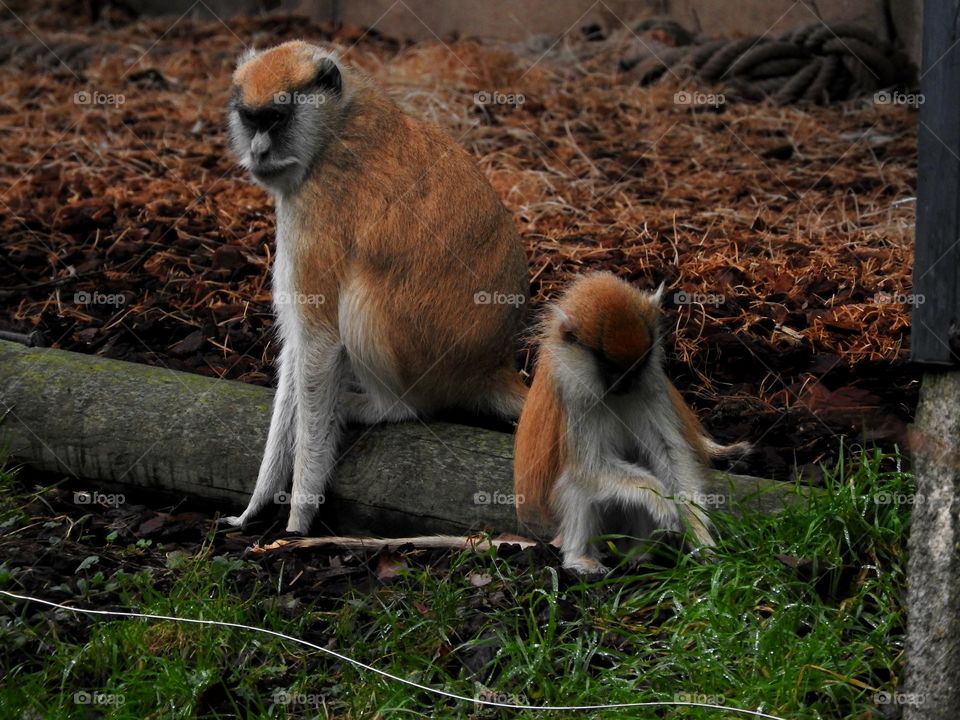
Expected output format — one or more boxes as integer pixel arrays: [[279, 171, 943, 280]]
[[285, 513, 312, 535], [563, 556, 610, 576], [219, 514, 247, 528]]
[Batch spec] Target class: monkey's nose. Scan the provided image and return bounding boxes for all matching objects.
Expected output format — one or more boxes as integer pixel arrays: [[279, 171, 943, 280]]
[[250, 132, 271, 162]]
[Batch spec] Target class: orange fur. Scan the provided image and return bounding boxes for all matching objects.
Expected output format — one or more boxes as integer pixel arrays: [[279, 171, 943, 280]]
[[514, 351, 567, 523], [558, 274, 658, 369], [668, 383, 710, 463], [284, 69, 526, 410], [233, 41, 320, 107], [233, 42, 528, 412]]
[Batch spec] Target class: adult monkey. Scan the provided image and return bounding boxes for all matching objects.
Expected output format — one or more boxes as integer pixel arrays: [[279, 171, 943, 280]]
[[224, 41, 528, 533]]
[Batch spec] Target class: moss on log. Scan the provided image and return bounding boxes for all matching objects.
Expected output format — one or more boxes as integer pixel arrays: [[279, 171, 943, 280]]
[[0, 339, 801, 536]]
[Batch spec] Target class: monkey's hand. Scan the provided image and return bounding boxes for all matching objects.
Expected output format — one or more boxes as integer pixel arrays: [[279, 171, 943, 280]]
[[598, 461, 684, 532]]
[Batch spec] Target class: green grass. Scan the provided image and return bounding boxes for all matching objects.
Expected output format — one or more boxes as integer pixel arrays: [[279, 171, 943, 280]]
[[0, 447, 910, 719]]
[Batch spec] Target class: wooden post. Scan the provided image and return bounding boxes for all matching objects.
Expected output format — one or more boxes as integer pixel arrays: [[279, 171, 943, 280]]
[[905, 1, 960, 717], [912, 0, 960, 365]]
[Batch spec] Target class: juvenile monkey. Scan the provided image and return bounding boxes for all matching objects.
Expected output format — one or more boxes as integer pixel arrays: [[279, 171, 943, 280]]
[[513, 272, 749, 574], [223, 41, 528, 533]]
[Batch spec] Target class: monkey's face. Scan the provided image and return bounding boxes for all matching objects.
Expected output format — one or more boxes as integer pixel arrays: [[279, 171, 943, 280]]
[[558, 317, 661, 398], [228, 42, 344, 195]]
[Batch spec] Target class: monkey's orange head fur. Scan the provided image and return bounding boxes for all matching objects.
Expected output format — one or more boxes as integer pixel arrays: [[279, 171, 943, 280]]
[[232, 41, 335, 107], [551, 272, 663, 395]]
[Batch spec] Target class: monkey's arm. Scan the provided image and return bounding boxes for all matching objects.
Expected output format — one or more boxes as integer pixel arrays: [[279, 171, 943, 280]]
[[555, 457, 716, 573], [222, 341, 297, 528], [553, 459, 684, 574], [593, 459, 684, 531], [286, 339, 348, 534], [600, 459, 714, 548]]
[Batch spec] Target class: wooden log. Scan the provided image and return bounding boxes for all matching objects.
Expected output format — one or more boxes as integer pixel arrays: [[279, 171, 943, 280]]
[[0, 339, 799, 537]]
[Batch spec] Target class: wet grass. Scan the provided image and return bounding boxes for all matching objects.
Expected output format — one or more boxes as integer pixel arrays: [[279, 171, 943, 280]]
[[0, 447, 911, 719]]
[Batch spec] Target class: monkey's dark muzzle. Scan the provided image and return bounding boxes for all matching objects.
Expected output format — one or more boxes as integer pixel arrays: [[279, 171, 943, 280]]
[[596, 352, 648, 395]]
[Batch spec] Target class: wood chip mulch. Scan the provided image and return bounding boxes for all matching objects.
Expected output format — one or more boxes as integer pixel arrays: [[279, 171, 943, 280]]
[[0, 5, 921, 481]]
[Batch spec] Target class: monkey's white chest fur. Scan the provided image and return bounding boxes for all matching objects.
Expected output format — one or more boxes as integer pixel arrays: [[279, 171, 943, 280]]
[[570, 388, 702, 493], [271, 209, 300, 348], [551, 379, 713, 572]]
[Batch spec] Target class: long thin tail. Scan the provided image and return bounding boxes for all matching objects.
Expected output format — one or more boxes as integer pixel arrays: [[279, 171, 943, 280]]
[[701, 437, 753, 460], [668, 384, 753, 464]]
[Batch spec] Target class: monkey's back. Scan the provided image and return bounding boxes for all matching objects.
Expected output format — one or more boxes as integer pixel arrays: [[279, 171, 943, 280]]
[[292, 80, 529, 410]]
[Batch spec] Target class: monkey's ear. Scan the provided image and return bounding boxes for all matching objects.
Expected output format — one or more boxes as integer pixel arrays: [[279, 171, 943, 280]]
[[236, 46, 259, 68], [314, 57, 342, 95], [556, 309, 578, 343], [650, 281, 665, 306]]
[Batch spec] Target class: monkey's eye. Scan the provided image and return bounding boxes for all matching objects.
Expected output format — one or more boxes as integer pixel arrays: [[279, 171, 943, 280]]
[[562, 329, 578, 344], [239, 106, 289, 133]]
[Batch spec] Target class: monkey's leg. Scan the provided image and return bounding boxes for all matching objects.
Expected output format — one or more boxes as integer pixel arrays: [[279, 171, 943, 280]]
[[475, 369, 528, 420], [286, 341, 346, 534], [553, 475, 608, 574], [338, 350, 419, 424], [339, 389, 418, 424], [222, 343, 297, 528]]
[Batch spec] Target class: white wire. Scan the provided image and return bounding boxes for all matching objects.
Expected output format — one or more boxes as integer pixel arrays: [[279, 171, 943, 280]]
[[1, 589, 786, 718]]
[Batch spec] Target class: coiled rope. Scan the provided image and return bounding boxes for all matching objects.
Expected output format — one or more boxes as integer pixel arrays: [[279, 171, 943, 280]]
[[623, 22, 914, 104]]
